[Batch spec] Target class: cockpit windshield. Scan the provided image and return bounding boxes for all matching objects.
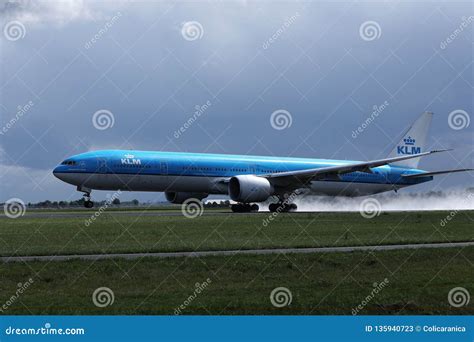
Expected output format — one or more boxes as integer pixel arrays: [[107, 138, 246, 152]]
[[61, 160, 77, 166]]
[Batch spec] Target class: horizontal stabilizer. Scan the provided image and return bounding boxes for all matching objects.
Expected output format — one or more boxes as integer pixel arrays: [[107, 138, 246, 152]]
[[402, 168, 474, 178]]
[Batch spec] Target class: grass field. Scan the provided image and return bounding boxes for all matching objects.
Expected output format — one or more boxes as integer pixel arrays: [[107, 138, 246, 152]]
[[0, 210, 472, 256], [0, 210, 472, 315], [0, 247, 472, 315]]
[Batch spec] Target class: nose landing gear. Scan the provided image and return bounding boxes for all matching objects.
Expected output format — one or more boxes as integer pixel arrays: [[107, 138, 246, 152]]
[[83, 194, 94, 208]]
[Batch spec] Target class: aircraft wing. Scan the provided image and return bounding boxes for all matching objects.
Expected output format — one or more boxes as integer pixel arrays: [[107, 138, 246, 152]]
[[263, 149, 450, 184], [401, 168, 473, 178]]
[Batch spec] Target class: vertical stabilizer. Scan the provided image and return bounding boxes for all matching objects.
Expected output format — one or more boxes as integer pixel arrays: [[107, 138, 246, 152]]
[[388, 112, 433, 168]]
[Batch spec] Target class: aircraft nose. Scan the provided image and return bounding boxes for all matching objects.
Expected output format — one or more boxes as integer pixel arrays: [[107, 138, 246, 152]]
[[53, 164, 69, 180], [52, 166, 61, 178]]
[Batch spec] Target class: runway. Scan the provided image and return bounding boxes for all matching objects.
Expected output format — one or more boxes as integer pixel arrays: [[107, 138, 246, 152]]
[[0, 210, 230, 219], [2, 241, 473, 263], [2, 209, 464, 219]]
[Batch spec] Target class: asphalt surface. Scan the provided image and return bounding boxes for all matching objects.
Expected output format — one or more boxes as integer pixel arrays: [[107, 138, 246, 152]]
[[3, 209, 466, 219], [1, 241, 473, 263], [0, 211, 229, 218]]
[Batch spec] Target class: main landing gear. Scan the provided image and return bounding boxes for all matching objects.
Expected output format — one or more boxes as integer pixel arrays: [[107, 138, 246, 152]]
[[268, 194, 298, 213], [268, 202, 297, 213], [77, 185, 94, 208], [231, 203, 259, 213]]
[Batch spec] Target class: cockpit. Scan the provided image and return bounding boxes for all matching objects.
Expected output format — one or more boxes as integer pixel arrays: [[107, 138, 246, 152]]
[[61, 160, 77, 166]]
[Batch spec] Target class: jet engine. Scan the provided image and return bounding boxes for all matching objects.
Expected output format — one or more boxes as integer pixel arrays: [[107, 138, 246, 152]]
[[165, 192, 208, 204], [228, 175, 274, 203]]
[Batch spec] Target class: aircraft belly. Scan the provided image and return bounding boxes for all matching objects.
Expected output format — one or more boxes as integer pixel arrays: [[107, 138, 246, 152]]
[[61, 173, 400, 198], [78, 173, 226, 194]]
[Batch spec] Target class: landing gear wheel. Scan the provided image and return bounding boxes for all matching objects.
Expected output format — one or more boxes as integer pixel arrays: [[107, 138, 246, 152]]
[[269, 203, 278, 212], [231, 203, 259, 213], [269, 202, 297, 213], [82, 191, 94, 209]]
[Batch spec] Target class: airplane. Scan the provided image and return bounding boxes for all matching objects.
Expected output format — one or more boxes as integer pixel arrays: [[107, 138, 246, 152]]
[[53, 112, 472, 212]]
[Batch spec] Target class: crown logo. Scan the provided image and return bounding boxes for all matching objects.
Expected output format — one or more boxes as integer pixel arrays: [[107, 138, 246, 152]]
[[403, 136, 415, 145], [124, 154, 135, 159]]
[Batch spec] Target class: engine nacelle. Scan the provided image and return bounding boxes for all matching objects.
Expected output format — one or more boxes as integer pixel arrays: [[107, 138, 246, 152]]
[[228, 175, 274, 203], [165, 192, 208, 204]]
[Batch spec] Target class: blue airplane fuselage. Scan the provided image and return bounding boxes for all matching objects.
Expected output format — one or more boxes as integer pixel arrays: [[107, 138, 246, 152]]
[[53, 150, 432, 197]]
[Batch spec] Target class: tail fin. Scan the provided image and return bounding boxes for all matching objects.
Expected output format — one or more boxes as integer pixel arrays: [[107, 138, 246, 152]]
[[388, 112, 433, 169]]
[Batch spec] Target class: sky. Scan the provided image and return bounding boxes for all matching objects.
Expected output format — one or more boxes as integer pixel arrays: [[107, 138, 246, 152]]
[[0, 0, 472, 203]]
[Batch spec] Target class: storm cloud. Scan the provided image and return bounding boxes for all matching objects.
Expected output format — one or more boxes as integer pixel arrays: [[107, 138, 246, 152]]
[[0, 0, 472, 202]]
